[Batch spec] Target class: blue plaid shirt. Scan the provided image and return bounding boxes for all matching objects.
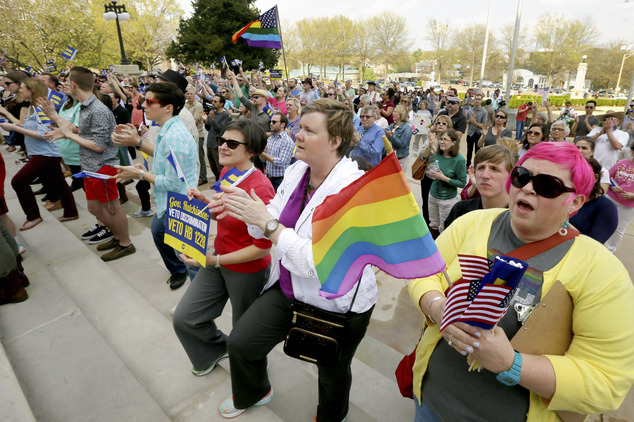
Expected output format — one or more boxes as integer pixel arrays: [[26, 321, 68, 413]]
[[264, 131, 295, 178], [153, 116, 198, 217]]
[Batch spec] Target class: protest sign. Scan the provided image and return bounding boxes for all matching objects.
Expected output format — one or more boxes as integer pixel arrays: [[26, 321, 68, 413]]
[[164, 191, 211, 266]]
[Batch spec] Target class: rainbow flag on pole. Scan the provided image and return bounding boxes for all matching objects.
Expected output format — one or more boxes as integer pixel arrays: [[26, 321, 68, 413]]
[[232, 6, 282, 49], [312, 152, 446, 299]]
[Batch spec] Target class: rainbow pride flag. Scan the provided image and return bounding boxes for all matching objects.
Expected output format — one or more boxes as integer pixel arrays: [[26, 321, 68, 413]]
[[312, 152, 445, 299], [232, 6, 282, 49]]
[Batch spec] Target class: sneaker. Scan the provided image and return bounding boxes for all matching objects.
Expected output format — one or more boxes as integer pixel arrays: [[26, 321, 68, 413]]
[[87, 228, 114, 245], [81, 224, 103, 240], [96, 238, 119, 251], [101, 244, 136, 262], [133, 209, 154, 218], [167, 272, 188, 290], [218, 389, 273, 419], [192, 351, 228, 377]]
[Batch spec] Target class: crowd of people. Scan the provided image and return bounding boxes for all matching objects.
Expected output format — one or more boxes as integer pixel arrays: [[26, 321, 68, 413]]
[[0, 63, 634, 421]]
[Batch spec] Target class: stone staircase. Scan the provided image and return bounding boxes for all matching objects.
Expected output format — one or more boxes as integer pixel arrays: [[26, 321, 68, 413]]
[[0, 150, 415, 422]]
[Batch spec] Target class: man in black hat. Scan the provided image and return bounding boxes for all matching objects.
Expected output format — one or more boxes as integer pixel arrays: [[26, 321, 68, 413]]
[[298, 77, 318, 106], [157, 70, 199, 142], [367, 81, 380, 103]]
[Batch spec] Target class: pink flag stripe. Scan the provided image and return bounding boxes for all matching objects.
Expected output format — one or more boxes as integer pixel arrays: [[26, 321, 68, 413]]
[[318, 251, 446, 299]]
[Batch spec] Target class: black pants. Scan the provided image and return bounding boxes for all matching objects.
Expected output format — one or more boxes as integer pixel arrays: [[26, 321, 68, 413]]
[[465, 133, 480, 166], [135, 180, 151, 211], [227, 284, 374, 422], [420, 175, 433, 227]]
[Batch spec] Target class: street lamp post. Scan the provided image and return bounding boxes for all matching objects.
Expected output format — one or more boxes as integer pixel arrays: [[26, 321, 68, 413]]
[[103, 0, 131, 65], [615, 45, 633, 99]]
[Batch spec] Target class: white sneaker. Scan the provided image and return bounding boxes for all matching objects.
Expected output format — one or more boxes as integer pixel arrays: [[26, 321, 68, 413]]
[[133, 209, 154, 218], [219, 389, 273, 418]]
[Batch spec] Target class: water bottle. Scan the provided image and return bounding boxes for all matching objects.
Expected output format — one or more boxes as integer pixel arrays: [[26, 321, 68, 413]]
[[427, 159, 439, 177]]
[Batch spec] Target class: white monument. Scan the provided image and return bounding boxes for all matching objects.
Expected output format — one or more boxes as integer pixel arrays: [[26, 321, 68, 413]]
[[571, 59, 588, 98]]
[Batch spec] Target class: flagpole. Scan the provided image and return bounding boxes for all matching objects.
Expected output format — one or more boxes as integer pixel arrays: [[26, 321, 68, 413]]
[[275, 4, 290, 87]]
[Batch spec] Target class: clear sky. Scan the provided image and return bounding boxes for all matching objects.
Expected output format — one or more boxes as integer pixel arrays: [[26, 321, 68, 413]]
[[176, 0, 634, 51]]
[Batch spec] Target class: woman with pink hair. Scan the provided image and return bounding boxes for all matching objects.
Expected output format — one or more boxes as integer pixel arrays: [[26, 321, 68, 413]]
[[409, 142, 634, 421]]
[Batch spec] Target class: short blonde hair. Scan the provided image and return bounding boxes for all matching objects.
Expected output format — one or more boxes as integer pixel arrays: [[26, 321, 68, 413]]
[[394, 104, 408, 122]]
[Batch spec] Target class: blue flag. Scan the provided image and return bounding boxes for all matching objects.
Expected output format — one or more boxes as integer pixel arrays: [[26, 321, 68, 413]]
[[25, 67, 36, 77], [262, 103, 274, 118], [48, 90, 64, 107], [166, 145, 186, 182], [61, 46, 77, 61], [210, 63, 215, 70], [220, 56, 227, 69], [258, 59, 265, 70], [231, 59, 242, 67], [0, 48, 6, 62], [212, 167, 255, 193]]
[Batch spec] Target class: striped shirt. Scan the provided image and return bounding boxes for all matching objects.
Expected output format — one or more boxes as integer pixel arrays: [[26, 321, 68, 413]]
[[153, 116, 198, 217]]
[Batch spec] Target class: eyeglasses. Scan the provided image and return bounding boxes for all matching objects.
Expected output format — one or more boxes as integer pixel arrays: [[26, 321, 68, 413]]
[[447, 100, 459, 105], [360, 115, 374, 119], [218, 137, 247, 149], [252, 95, 262, 100], [4, 81, 17, 86], [510, 166, 576, 198], [270, 120, 280, 124], [495, 115, 506, 119], [526, 130, 542, 136], [550, 127, 563, 131], [436, 121, 448, 125], [145, 98, 162, 106], [585, 106, 594, 109], [327, 93, 335, 96]]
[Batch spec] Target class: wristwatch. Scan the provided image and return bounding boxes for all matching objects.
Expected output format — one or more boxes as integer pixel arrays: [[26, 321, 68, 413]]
[[135, 137, 143, 150], [496, 351, 522, 386], [138, 170, 145, 180], [263, 219, 280, 238]]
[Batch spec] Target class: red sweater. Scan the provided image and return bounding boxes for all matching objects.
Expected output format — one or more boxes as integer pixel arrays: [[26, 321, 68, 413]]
[[214, 168, 275, 273]]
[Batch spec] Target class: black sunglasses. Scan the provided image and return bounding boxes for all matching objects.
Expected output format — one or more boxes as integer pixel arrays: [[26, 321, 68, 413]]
[[447, 100, 459, 105], [510, 166, 576, 198], [218, 137, 247, 149], [495, 115, 506, 119]]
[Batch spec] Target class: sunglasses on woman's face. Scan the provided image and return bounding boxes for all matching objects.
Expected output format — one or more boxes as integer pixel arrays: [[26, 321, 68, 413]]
[[510, 166, 576, 198], [218, 137, 247, 149], [495, 115, 506, 119], [436, 121, 448, 125], [526, 130, 541, 136]]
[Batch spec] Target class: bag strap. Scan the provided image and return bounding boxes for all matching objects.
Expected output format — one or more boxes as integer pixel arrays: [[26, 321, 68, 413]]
[[506, 227, 579, 262], [346, 277, 363, 315]]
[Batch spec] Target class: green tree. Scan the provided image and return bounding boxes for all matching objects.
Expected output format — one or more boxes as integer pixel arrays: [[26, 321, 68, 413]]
[[530, 14, 596, 87], [350, 18, 375, 83], [367, 12, 411, 81], [456, 24, 498, 87], [425, 18, 453, 82], [124, 0, 182, 70], [166, 0, 279, 71]]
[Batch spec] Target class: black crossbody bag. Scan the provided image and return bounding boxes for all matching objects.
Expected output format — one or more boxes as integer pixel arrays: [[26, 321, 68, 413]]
[[283, 281, 361, 367]]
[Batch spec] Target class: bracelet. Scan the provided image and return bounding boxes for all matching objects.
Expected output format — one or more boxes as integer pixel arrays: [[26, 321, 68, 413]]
[[426, 296, 445, 324], [215, 254, 221, 268], [135, 137, 143, 150]]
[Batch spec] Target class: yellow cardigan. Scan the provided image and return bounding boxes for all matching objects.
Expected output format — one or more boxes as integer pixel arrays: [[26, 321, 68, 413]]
[[409, 209, 634, 421]]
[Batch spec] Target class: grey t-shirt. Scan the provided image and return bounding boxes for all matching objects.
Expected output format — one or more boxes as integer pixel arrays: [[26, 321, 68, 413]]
[[422, 211, 574, 422], [575, 115, 600, 137]]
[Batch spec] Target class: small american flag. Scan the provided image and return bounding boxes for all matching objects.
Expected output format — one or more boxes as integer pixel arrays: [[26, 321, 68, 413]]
[[440, 255, 527, 332]]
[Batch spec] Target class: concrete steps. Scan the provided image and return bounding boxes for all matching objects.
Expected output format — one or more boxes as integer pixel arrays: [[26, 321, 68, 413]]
[[0, 149, 415, 421]]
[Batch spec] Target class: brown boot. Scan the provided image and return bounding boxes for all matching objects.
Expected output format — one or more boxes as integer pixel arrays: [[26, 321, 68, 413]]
[[0, 270, 29, 305], [16, 255, 29, 287]]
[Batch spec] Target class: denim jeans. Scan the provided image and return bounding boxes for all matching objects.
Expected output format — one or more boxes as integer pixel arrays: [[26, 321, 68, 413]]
[[150, 213, 199, 281]]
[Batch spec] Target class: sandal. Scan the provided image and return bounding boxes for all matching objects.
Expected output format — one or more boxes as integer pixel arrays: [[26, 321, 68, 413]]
[[19, 218, 43, 231], [58, 215, 79, 222]]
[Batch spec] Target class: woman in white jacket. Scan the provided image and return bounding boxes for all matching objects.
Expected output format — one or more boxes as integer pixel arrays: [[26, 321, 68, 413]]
[[213, 99, 377, 421]]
